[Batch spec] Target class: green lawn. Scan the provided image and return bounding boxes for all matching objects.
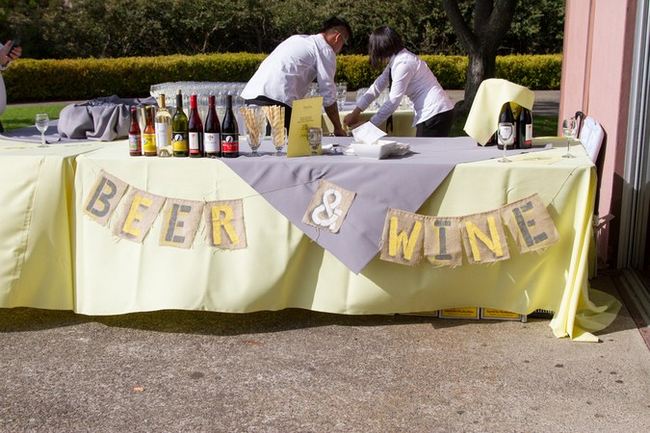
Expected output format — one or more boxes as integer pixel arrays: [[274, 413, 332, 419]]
[[0, 103, 69, 131], [1, 102, 559, 137]]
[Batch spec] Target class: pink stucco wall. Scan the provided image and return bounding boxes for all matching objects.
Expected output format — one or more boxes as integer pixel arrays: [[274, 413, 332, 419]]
[[559, 0, 637, 265]]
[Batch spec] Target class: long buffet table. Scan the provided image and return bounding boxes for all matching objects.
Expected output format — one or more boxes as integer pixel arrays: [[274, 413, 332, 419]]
[[0, 135, 619, 341]]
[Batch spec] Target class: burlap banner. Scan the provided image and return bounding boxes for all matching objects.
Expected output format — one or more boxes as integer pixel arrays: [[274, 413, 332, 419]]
[[112, 187, 166, 243], [204, 199, 247, 250], [380, 193, 559, 267], [83, 170, 129, 226], [159, 199, 204, 249], [303, 180, 356, 233]]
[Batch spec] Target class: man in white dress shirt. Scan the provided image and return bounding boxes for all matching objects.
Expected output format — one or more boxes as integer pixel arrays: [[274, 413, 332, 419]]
[[0, 39, 22, 132], [241, 17, 352, 137]]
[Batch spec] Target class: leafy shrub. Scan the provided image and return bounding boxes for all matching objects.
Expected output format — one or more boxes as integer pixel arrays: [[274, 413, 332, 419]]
[[3, 53, 562, 103]]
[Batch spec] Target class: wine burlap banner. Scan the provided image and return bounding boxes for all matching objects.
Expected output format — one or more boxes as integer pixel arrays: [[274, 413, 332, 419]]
[[302, 180, 356, 233], [159, 199, 204, 249], [460, 210, 510, 265], [83, 170, 129, 226], [112, 187, 166, 243], [204, 199, 247, 250], [380, 208, 424, 266], [423, 216, 463, 268], [500, 193, 559, 253]]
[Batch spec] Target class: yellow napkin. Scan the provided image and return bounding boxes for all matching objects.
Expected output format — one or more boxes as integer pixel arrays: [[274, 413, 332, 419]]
[[464, 78, 535, 145]]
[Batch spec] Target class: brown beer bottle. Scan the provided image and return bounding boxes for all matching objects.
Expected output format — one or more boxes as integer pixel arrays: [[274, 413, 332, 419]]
[[128, 106, 141, 156]]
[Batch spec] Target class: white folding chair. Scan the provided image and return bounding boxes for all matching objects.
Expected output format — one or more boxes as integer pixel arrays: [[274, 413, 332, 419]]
[[579, 116, 604, 163]]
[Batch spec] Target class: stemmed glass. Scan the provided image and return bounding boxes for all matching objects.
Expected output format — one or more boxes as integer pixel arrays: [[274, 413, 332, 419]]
[[35, 113, 49, 147], [562, 117, 577, 158], [307, 127, 322, 155], [336, 82, 347, 111], [271, 127, 287, 156], [497, 123, 514, 163]]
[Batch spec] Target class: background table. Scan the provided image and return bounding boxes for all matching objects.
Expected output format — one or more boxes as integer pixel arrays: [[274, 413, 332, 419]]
[[321, 102, 416, 136], [71, 138, 618, 341]]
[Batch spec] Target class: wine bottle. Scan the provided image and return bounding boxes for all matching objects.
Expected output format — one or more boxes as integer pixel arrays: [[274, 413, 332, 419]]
[[142, 105, 157, 157], [517, 107, 533, 149], [204, 95, 221, 157], [497, 102, 515, 150], [172, 90, 189, 157], [220, 95, 239, 158], [188, 94, 204, 158], [128, 106, 141, 156], [155, 94, 172, 157]]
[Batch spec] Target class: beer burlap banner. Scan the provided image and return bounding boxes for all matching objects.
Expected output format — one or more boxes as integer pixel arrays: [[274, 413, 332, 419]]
[[159, 199, 204, 249], [303, 180, 356, 233], [500, 193, 559, 253], [83, 170, 129, 226], [112, 187, 166, 243], [380, 208, 424, 266], [460, 210, 510, 264], [423, 216, 463, 268], [204, 199, 247, 250]]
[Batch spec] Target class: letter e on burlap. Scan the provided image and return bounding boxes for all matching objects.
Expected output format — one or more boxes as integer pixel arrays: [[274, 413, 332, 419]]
[[460, 210, 510, 264], [423, 216, 463, 267], [159, 199, 204, 249], [112, 187, 166, 243], [380, 209, 424, 265], [83, 170, 128, 226], [204, 199, 247, 249], [500, 193, 559, 253]]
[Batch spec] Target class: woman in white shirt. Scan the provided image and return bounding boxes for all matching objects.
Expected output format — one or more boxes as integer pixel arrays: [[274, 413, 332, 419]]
[[343, 26, 455, 137]]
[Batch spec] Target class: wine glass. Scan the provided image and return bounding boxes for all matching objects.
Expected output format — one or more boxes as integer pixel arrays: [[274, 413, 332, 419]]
[[35, 113, 49, 147], [497, 123, 514, 163], [336, 82, 347, 111], [562, 117, 577, 158], [271, 127, 287, 156], [307, 127, 322, 155]]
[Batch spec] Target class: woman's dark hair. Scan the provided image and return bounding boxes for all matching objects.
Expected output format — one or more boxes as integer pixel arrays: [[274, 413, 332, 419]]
[[368, 26, 404, 68]]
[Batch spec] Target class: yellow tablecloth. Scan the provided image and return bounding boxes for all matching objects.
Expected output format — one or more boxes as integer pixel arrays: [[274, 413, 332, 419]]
[[70, 139, 618, 341], [321, 109, 416, 136], [0, 138, 105, 309]]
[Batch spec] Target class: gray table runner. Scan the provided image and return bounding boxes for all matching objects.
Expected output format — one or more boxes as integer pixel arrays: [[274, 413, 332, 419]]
[[221, 136, 544, 273]]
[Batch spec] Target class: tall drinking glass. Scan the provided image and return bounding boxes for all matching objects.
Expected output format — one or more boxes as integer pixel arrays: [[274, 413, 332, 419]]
[[35, 113, 49, 147], [562, 117, 577, 158]]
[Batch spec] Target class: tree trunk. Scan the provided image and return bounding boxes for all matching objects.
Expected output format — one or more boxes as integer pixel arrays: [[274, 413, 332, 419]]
[[459, 48, 497, 114]]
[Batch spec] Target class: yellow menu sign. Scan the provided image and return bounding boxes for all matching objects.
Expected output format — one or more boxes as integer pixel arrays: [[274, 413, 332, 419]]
[[287, 96, 323, 157]]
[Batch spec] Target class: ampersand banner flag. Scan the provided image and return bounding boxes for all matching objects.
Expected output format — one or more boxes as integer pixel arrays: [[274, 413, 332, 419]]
[[302, 180, 356, 233]]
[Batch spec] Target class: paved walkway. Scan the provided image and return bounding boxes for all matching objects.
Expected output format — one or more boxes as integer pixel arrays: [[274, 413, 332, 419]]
[[0, 274, 648, 433]]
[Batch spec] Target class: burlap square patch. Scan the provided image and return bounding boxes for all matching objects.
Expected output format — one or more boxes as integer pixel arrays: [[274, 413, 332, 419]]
[[460, 210, 510, 264], [83, 170, 129, 226], [423, 216, 463, 268], [380, 208, 424, 266], [112, 187, 166, 243], [303, 180, 356, 233], [501, 193, 559, 253], [204, 199, 247, 250], [159, 199, 204, 249]]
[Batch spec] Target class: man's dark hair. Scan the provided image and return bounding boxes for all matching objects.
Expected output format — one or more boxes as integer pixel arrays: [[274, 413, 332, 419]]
[[320, 17, 353, 42], [368, 26, 404, 68]]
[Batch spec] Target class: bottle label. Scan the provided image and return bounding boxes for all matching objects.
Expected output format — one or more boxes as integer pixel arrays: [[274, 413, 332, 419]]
[[172, 132, 188, 152], [498, 123, 514, 146], [221, 133, 239, 154], [143, 133, 156, 153], [525, 124, 533, 142], [189, 132, 200, 152], [205, 132, 220, 153], [128, 133, 141, 152], [155, 122, 170, 147]]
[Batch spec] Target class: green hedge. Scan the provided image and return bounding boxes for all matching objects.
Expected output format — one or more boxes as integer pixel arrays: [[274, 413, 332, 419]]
[[3, 53, 562, 103]]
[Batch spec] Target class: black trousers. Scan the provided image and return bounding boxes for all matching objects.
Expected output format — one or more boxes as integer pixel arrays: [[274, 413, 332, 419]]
[[415, 109, 454, 137], [244, 96, 292, 133]]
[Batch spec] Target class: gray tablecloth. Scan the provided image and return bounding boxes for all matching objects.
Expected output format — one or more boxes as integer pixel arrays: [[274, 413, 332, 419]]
[[221, 137, 544, 273], [58, 96, 155, 141]]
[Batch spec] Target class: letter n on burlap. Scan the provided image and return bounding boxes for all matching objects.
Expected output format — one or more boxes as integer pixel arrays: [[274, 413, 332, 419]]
[[460, 210, 510, 265], [500, 193, 559, 253], [159, 199, 204, 249], [423, 216, 463, 268], [83, 170, 128, 226], [380, 208, 424, 266]]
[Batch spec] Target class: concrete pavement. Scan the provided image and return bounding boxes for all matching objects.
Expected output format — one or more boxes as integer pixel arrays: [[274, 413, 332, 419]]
[[1, 274, 648, 433]]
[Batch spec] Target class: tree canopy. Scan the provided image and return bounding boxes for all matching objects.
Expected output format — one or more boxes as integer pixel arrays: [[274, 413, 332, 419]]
[[0, 0, 564, 59]]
